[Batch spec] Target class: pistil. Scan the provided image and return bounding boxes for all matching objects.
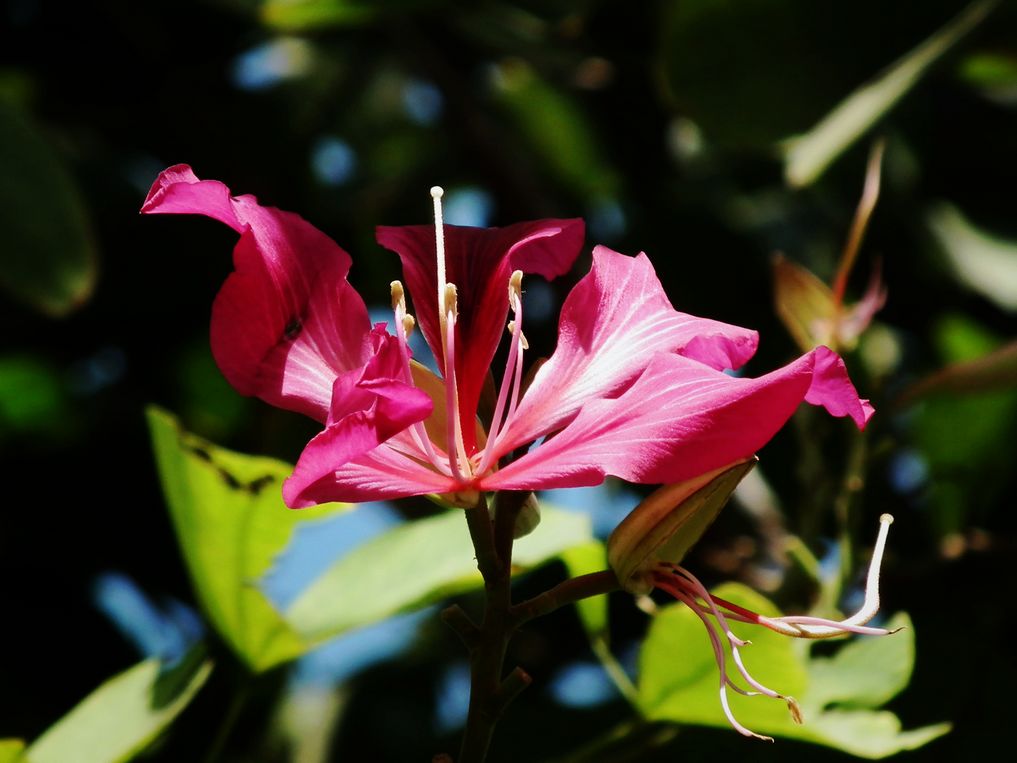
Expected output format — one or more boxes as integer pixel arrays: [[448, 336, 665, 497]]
[[431, 186, 470, 482]]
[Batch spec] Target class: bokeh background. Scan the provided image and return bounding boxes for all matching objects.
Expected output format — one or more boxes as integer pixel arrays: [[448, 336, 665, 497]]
[[2, 0, 1016, 760]]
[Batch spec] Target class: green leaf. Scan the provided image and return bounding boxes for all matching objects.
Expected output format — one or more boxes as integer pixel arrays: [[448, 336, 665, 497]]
[[147, 406, 344, 671], [784, 0, 998, 187], [806, 612, 913, 710], [0, 740, 25, 763], [637, 583, 948, 756], [261, 0, 376, 29], [491, 60, 617, 199], [0, 356, 70, 441], [259, 0, 433, 30], [927, 202, 1017, 312], [560, 542, 610, 638], [909, 318, 1017, 536], [285, 505, 593, 643], [24, 656, 212, 763], [0, 103, 96, 316], [659, 0, 847, 149], [639, 583, 808, 735]]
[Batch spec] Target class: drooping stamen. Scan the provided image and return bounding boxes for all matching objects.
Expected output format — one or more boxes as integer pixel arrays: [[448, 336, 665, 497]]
[[661, 568, 793, 708], [477, 270, 527, 475], [665, 583, 774, 742]]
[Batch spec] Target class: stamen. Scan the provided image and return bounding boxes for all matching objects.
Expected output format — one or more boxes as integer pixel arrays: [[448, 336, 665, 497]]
[[402, 314, 416, 338], [477, 270, 527, 476], [443, 304, 472, 481], [390, 279, 446, 475], [390, 280, 405, 312]]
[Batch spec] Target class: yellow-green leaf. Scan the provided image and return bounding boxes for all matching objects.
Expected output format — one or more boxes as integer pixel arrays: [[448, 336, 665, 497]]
[[285, 505, 592, 643], [24, 656, 211, 763], [147, 406, 344, 671]]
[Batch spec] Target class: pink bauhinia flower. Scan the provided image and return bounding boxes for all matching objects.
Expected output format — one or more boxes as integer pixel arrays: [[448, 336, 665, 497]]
[[141, 166, 873, 509]]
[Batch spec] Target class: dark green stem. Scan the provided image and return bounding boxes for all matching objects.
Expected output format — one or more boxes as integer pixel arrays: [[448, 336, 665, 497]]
[[458, 493, 520, 763], [203, 680, 250, 763]]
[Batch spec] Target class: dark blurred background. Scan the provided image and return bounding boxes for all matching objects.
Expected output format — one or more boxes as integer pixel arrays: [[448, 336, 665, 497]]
[[2, 0, 1016, 760]]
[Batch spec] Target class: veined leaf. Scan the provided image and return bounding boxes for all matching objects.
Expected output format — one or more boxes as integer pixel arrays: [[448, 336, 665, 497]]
[[284, 505, 593, 643], [147, 406, 344, 671]]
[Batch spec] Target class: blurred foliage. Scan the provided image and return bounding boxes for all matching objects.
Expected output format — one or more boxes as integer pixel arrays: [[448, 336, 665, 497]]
[[3, 0, 1017, 759], [0, 103, 96, 316]]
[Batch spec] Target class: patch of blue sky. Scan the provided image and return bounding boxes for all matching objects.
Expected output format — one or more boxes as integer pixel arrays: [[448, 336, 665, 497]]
[[260, 502, 403, 612], [92, 571, 203, 663], [443, 187, 494, 228], [231, 37, 312, 91], [289, 609, 431, 689], [311, 137, 357, 187], [434, 661, 471, 734], [548, 660, 617, 708], [540, 482, 640, 540], [402, 79, 444, 126]]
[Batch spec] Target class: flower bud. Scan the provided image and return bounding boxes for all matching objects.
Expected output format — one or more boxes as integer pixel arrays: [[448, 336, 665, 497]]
[[607, 458, 757, 594]]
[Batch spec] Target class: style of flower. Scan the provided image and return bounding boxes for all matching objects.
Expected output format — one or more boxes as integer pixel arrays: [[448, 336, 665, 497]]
[[141, 165, 873, 511]]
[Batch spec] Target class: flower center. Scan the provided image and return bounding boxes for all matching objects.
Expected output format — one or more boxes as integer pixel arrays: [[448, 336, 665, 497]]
[[388, 188, 532, 488]]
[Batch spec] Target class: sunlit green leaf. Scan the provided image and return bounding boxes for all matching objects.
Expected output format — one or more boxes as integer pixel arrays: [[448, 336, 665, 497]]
[[0, 740, 24, 763], [784, 0, 998, 186], [639, 583, 808, 734], [638, 584, 948, 756], [147, 406, 344, 671], [24, 656, 212, 763], [260, 0, 433, 30], [806, 612, 913, 710], [927, 202, 1017, 312], [284, 505, 593, 643], [0, 103, 96, 316], [560, 541, 610, 638]]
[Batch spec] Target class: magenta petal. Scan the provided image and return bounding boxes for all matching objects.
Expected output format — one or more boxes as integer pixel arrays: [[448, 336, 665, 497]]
[[498, 246, 759, 451], [484, 346, 872, 492], [283, 330, 435, 507], [142, 165, 372, 422], [376, 219, 584, 444], [286, 442, 459, 505]]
